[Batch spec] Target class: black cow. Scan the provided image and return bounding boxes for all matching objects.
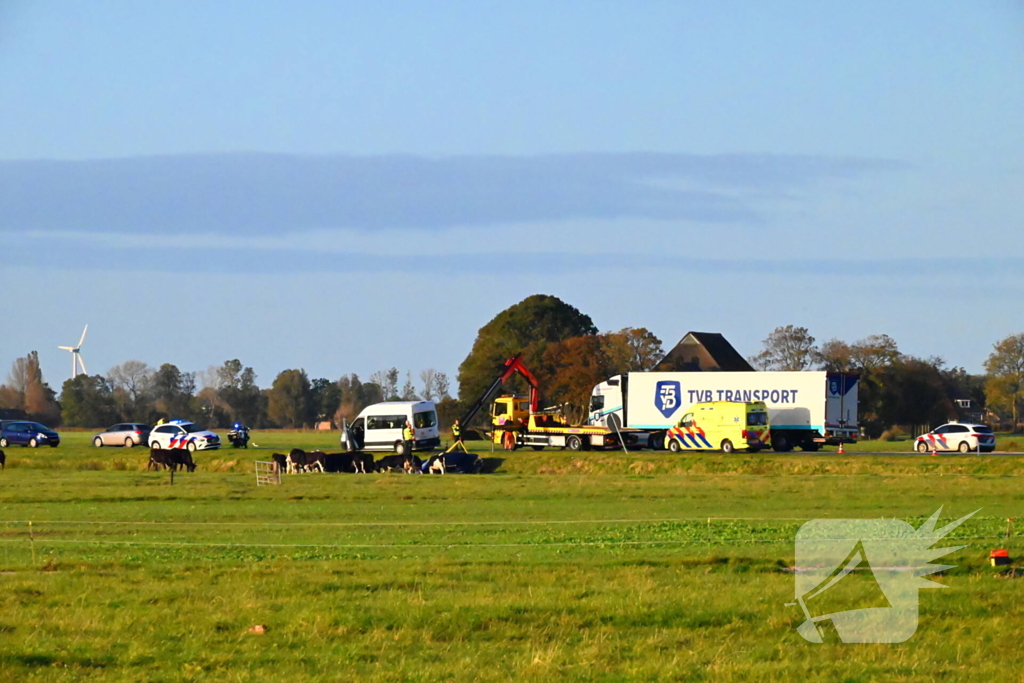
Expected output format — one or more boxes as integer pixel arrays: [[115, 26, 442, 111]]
[[0, 449, 5, 470], [149, 448, 196, 472], [148, 448, 174, 470], [323, 451, 375, 473], [286, 448, 325, 473], [352, 451, 374, 474], [271, 453, 288, 472], [375, 453, 421, 473], [172, 450, 197, 473], [305, 450, 327, 473]]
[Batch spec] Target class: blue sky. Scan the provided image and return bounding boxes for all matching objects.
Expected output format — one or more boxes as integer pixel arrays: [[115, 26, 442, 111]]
[[1, 1, 1022, 390]]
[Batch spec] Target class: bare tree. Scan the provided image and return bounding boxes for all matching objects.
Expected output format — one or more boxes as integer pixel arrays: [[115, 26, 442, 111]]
[[434, 372, 451, 400], [750, 325, 821, 371], [369, 368, 399, 400], [419, 369, 437, 401], [108, 360, 153, 406], [401, 372, 419, 401]]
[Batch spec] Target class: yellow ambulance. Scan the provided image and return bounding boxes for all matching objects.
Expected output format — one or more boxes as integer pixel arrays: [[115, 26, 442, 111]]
[[663, 401, 770, 453]]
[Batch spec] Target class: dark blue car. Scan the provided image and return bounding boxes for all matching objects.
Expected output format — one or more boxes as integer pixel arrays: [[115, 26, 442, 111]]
[[0, 421, 60, 448]]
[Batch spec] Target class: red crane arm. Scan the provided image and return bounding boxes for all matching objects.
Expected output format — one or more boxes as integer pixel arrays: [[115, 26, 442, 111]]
[[499, 354, 541, 413], [455, 353, 542, 429]]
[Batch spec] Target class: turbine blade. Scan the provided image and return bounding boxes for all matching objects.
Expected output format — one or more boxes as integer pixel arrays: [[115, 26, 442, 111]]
[[78, 324, 89, 348], [77, 353, 87, 376], [58, 346, 74, 351]]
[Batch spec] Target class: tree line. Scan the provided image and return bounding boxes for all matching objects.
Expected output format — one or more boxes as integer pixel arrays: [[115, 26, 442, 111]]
[[3, 296, 1024, 434], [749, 324, 1023, 437], [0, 355, 452, 430]]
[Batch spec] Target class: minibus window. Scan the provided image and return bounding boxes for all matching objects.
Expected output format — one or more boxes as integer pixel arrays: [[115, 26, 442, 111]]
[[747, 412, 768, 426], [414, 411, 437, 428], [368, 415, 405, 430]]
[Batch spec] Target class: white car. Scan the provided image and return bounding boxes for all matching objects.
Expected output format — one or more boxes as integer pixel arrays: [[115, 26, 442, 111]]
[[915, 423, 995, 453], [148, 420, 220, 451]]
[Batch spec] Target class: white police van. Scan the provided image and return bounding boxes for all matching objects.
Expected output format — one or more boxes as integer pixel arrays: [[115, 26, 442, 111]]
[[341, 401, 440, 454]]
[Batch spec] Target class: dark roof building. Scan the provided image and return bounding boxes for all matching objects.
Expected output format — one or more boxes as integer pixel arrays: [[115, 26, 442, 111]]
[[656, 332, 754, 372]]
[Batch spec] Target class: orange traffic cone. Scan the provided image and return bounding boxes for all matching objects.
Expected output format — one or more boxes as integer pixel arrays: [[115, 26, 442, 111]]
[[838, 442, 845, 454], [930, 447, 938, 457]]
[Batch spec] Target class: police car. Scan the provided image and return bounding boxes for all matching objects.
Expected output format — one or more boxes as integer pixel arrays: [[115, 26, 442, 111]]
[[914, 422, 996, 453], [148, 420, 220, 451]]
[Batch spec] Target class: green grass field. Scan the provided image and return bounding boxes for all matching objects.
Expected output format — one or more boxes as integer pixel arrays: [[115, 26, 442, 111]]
[[1, 432, 1021, 681]]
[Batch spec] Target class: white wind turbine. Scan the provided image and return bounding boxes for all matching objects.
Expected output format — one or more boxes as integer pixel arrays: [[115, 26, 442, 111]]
[[58, 325, 89, 378]]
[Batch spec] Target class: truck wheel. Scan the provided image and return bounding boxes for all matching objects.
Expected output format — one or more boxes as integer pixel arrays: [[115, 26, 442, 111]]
[[566, 435, 583, 451], [772, 435, 791, 452], [531, 446, 545, 451], [668, 438, 682, 453], [648, 433, 663, 450], [720, 439, 734, 453]]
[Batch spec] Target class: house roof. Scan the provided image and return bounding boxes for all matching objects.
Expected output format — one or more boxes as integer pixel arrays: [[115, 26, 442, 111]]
[[657, 331, 754, 372]]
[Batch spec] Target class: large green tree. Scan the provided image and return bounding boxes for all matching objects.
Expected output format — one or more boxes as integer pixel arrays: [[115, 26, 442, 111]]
[[266, 369, 314, 428], [310, 377, 342, 423], [151, 363, 197, 421], [215, 359, 263, 426], [984, 333, 1024, 430], [333, 374, 384, 425], [60, 375, 119, 427], [457, 294, 597, 405]]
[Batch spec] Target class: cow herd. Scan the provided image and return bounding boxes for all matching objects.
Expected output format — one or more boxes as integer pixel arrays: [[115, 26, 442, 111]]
[[270, 448, 483, 475], [0, 444, 483, 476]]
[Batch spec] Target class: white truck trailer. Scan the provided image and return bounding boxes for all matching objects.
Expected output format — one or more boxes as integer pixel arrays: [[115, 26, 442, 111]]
[[587, 371, 858, 451]]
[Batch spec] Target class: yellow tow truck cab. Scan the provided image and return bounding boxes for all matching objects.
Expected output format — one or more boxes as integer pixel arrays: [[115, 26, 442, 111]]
[[664, 401, 769, 453], [490, 395, 620, 451]]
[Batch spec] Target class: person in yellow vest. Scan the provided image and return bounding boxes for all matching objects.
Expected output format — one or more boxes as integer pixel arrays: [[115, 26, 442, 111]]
[[156, 417, 167, 426], [402, 420, 415, 456], [451, 418, 468, 453]]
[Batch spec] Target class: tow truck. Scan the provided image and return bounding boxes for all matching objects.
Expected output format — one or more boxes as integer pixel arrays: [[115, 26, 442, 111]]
[[445, 354, 634, 453]]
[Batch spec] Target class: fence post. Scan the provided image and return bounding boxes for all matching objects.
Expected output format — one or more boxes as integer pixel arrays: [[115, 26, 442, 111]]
[[28, 521, 35, 565]]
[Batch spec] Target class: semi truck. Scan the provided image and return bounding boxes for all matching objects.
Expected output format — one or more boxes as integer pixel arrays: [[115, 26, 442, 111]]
[[587, 371, 858, 451]]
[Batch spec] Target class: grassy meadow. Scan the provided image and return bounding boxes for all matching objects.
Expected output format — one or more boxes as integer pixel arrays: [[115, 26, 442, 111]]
[[0, 432, 1021, 681]]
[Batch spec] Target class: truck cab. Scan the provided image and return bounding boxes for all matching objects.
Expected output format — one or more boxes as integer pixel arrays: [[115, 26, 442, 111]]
[[664, 401, 769, 453], [491, 395, 531, 428]]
